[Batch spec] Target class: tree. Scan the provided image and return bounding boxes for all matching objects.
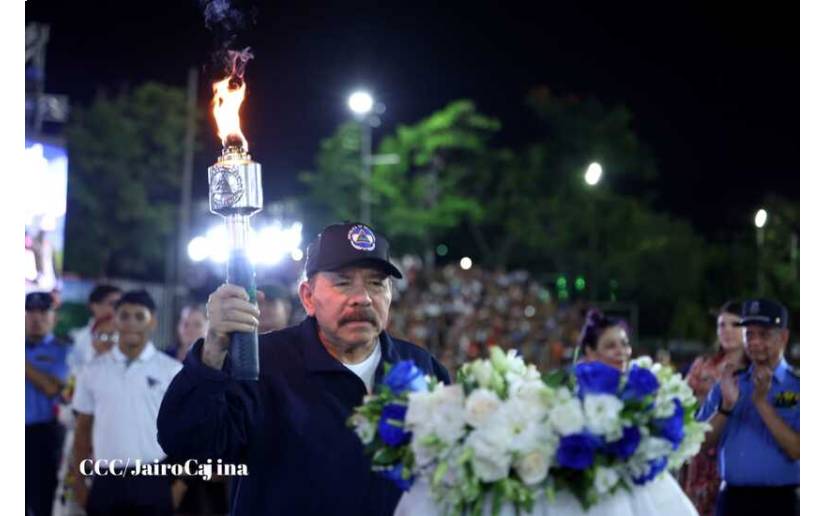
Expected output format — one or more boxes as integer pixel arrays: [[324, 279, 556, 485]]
[[297, 121, 363, 234], [65, 82, 190, 279], [299, 101, 499, 259]]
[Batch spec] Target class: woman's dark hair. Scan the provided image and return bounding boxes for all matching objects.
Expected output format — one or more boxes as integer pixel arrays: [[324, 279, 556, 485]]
[[88, 284, 121, 304], [718, 300, 742, 318], [578, 308, 629, 353]]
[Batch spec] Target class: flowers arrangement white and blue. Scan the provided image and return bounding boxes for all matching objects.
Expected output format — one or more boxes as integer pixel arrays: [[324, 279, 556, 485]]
[[349, 349, 710, 515]]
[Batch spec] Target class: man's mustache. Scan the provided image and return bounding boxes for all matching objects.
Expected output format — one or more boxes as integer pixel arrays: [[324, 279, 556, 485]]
[[339, 311, 378, 326]]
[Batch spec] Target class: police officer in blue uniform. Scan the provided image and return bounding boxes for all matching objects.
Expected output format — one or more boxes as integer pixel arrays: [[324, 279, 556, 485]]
[[158, 222, 451, 516], [25, 291, 70, 516], [698, 298, 799, 516]]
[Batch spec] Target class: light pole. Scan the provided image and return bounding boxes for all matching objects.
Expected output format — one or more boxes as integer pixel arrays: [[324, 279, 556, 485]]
[[348, 91, 375, 224], [754, 208, 768, 294], [585, 162, 603, 302]]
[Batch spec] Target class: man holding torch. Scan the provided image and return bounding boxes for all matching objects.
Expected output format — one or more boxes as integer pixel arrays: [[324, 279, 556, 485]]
[[158, 222, 451, 515], [158, 51, 449, 514]]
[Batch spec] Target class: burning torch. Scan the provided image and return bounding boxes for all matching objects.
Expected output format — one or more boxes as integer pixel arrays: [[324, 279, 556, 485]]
[[208, 48, 261, 380]]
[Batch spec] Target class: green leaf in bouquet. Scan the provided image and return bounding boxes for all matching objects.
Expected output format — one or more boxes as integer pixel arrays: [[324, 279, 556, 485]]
[[542, 369, 570, 389], [458, 444, 474, 465], [544, 484, 556, 503], [489, 346, 508, 373], [471, 494, 484, 516], [490, 372, 507, 399], [491, 481, 505, 516], [373, 446, 403, 465], [433, 460, 450, 486]]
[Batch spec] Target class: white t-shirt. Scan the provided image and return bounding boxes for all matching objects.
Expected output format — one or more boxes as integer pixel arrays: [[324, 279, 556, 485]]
[[67, 321, 95, 376], [73, 342, 182, 464], [342, 342, 382, 393]]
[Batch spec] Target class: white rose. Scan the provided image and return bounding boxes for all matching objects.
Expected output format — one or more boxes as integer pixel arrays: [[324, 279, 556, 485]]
[[660, 375, 695, 406], [514, 449, 551, 485], [631, 356, 654, 369], [548, 398, 585, 436], [431, 384, 467, 445], [503, 349, 528, 375], [467, 426, 512, 482], [635, 436, 673, 461], [551, 386, 574, 404], [411, 432, 439, 468], [406, 390, 436, 432], [351, 413, 375, 443], [594, 466, 620, 494], [511, 419, 558, 460], [509, 382, 553, 422], [464, 388, 503, 428], [652, 397, 676, 419], [583, 394, 624, 436]]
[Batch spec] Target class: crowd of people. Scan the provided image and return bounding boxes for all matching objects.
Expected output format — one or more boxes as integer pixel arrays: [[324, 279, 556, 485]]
[[24, 222, 800, 516], [386, 263, 617, 375]]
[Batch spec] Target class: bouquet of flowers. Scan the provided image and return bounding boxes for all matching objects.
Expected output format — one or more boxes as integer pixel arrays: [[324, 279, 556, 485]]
[[349, 348, 709, 516]]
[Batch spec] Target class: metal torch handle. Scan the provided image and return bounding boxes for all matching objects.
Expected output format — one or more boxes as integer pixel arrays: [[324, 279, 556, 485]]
[[227, 248, 260, 381]]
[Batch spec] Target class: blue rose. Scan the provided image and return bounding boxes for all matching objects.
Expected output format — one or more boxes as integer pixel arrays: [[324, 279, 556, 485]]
[[632, 456, 668, 485], [575, 361, 621, 396], [655, 398, 685, 449], [378, 403, 411, 446], [556, 433, 601, 470], [606, 425, 642, 460], [622, 365, 659, 401], [380, 463, 414, 491], [384, 360, 427, 395]]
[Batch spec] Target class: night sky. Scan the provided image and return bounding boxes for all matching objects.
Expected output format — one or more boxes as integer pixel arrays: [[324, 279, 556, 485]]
[[25, 1, 799, 240]]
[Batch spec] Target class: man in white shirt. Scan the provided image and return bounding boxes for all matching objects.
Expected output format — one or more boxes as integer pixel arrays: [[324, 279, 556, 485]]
[[67, 284, 122, 374], [72, 290, 182, 516]]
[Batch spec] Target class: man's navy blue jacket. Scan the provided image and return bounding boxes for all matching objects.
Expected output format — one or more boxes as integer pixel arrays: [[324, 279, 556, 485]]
[[157, 317, 450, 516]]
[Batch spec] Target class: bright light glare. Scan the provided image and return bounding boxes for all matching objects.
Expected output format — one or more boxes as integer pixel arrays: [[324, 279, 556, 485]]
[[187, 236, 210, 262], [250, 221, 304, 266], [585, 162, 603, 186], [348, 91, 374, 115], [206, 225, 230, 263], [190, 221, 304, 266], [291, 249, 304, 262], [754, 208, 768, 228], [459, 257, 473, 270]]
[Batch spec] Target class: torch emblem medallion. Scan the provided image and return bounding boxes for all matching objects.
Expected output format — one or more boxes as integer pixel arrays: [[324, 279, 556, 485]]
[[210, 165, 244, 210]]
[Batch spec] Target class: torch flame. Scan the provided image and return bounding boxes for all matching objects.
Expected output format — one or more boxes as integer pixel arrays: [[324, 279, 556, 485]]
[[212, 48, 254, 151], [212, 77, 248, 150]]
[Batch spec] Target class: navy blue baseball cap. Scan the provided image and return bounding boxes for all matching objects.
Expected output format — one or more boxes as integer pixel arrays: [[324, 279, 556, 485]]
[[736, 298, 789, 329], [26, 292, 55, 311], [304, 222, 402, 279]]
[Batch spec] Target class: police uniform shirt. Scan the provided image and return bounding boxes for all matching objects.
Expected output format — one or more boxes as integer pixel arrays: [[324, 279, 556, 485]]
[[26, 334, 70, 425], [698, 357, 800, 486], [73, 342, 182, 464]]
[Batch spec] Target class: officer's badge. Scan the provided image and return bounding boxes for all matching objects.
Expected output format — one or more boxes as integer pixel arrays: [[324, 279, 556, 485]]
[[146, 376, 159, 388], [348, 225, 376, 251], [773, 390, 799, 408]]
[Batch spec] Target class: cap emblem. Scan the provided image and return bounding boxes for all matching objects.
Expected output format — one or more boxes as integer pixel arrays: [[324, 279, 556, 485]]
[[348, 225, 376, 251], [749, 301, 760, 315]]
